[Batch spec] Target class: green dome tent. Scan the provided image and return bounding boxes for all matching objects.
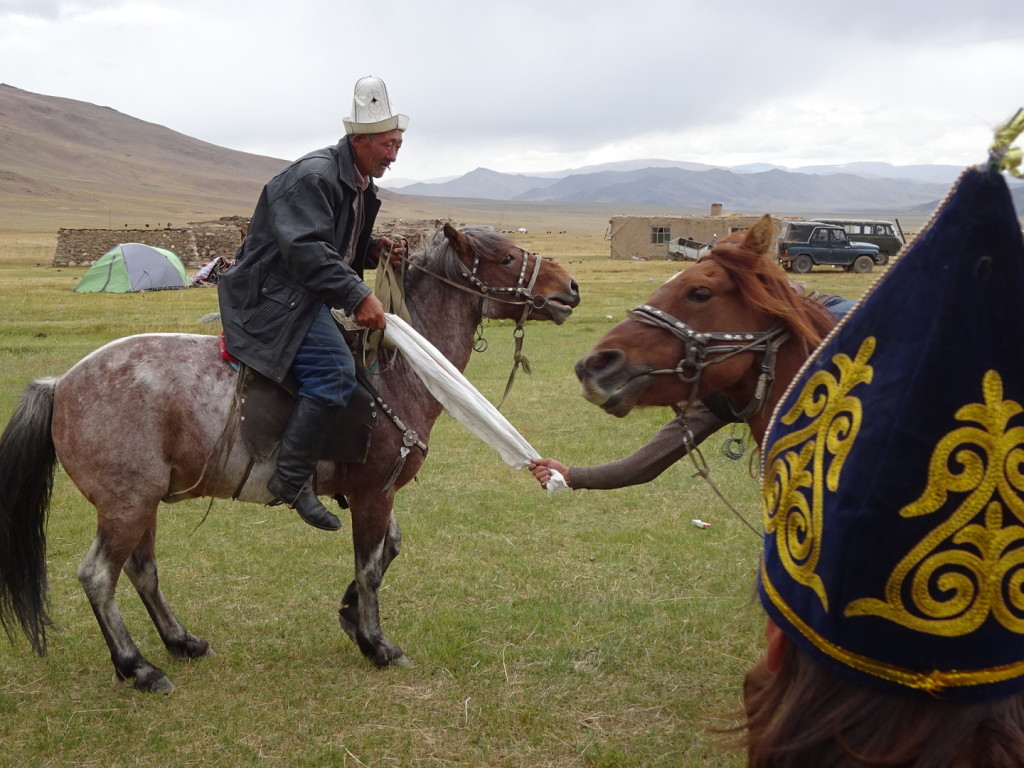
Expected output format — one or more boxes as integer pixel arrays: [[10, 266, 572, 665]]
[[74, 243, 189, 293]]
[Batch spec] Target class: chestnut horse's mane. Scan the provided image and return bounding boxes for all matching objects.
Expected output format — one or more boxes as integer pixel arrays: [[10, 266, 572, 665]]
[[703, 239, 836, 352]]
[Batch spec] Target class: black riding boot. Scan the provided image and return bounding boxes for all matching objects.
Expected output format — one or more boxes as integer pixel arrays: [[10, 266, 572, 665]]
[[267, 398, 342, 531]]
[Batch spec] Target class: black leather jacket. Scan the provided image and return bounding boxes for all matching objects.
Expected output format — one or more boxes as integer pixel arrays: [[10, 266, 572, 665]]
[[218, 137, 381, 382]]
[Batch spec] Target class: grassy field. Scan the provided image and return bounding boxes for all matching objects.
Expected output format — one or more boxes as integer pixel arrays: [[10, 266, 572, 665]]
[[0, 227, 882, 767]]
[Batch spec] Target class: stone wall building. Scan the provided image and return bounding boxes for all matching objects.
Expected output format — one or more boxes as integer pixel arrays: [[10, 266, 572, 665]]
[[608, 205, 798, 260], [54, 216, 448, 268], [373, 217, 454, 254], [54, 217, 247, 267]]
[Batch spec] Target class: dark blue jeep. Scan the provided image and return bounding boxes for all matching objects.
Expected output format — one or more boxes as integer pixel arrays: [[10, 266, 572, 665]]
[[777, 221, 882, 274]]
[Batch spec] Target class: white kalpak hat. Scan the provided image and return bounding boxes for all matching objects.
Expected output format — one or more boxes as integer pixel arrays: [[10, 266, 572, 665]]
[[343, 76, 409, 135]]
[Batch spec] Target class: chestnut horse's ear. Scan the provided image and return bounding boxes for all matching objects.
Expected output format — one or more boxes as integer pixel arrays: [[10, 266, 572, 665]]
[[443, 223, 472, 261], [741, 214, 778, 256]]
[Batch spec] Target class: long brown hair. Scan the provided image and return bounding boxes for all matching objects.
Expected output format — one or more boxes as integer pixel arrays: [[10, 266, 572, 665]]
[[742, 640, 1024, 767], [706, 238, 836, 354]]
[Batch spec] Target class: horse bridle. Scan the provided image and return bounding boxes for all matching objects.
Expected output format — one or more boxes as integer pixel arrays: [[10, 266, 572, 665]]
[[397, 243, 550, 312], [460, 246, 547, 407], [619, 300, 790, 540], [626, 303, 790, 422], [398, 243, 549, 408], [459, 245, 549, 311]]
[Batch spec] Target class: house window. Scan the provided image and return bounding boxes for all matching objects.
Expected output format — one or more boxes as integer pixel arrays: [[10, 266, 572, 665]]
[[651, 226, 671, 244]]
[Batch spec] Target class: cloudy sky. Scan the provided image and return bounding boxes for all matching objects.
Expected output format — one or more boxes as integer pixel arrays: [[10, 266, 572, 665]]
[[2, 0, 1022, 183]]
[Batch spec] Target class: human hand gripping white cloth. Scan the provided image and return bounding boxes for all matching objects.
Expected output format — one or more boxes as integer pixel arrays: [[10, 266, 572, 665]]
[[382, 313, 567, 495]]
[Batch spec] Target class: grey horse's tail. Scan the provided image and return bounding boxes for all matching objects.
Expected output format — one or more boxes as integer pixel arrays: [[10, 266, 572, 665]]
[[0, 378, 58, 655]]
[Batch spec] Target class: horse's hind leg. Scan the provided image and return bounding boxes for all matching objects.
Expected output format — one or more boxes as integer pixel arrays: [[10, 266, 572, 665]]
[[78, 513, 174, 693], [122, 525, 214, 661]]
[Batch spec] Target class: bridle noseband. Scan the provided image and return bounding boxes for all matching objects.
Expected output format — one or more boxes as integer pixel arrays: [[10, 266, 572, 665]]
[[458, 246, 548, 311], [626, 303, 790, 422]]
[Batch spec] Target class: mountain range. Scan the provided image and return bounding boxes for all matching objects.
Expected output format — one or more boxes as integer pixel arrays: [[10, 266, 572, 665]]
[[389, 160, 1020, 215], [1, 83, 1021, 233]]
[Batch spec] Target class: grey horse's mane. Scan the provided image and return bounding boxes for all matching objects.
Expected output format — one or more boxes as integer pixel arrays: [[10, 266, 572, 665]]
[[407, 225, 512, 287]]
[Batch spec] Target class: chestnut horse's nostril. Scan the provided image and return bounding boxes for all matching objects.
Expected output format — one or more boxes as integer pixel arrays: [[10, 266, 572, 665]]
[[577, 349, 625, 379], [568, 280, 581, 306]]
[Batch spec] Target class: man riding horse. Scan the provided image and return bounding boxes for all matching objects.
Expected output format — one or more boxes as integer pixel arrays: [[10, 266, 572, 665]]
[[218, 76, 409, 532]]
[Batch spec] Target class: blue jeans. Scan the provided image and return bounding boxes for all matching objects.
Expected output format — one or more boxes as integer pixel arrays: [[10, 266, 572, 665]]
[[289, 304, 356, 407], [821, 296, 857, 320]]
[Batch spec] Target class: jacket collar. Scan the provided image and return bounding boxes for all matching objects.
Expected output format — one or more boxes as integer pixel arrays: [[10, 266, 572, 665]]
[[336, 137, 377, 195]]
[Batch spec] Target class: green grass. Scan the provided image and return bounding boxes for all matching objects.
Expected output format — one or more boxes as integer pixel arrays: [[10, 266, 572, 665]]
[[0, 236, 879, 767]]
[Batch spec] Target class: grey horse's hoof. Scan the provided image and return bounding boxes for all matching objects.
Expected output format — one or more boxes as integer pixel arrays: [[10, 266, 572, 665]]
[[112, 670, 175, 694], [373, 645, 411, 668]]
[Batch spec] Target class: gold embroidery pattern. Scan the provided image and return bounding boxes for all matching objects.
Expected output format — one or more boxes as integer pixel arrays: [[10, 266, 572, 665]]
[[762, 337, 875, 610], [761, 559, 1024, 693], [846, 370, 1024, 637]]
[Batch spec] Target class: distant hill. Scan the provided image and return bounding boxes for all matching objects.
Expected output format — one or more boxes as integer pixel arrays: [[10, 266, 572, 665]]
[[398, 167, 561, 199], [529, 158, 727, 178], [524, 166, 960, 210], [789, 161, 966, 184], [390, 164, 978, 214], [0, 84, 294, 231]]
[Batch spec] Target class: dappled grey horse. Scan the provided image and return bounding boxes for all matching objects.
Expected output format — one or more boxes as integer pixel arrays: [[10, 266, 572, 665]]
[[0, 224, 580, 692]]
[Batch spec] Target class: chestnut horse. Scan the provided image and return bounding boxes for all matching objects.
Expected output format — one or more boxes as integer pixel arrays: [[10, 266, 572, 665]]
[[574, 215, 835, 447], [0, 224, 579, 692]]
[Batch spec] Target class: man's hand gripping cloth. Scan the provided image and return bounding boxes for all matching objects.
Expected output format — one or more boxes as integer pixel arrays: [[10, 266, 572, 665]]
[[382, 313, 567, 495]]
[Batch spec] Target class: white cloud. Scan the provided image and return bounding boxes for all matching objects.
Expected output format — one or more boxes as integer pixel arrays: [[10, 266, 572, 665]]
[[2, 0, 1023, 180]]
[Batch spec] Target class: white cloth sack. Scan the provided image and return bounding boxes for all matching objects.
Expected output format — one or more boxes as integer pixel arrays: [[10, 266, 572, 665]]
[[382, 313, 567, 494]]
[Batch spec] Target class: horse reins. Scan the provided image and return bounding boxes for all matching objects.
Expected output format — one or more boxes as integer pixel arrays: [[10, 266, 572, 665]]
[[626, 303, 790, 422]]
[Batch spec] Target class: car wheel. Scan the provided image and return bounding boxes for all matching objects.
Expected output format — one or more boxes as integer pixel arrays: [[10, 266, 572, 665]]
[[791, 254, 813, 274], [875, 251, 890, 266], [852, 255, 874, 274]]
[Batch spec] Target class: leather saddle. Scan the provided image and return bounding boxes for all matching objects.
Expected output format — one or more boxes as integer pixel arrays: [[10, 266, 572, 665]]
[[234, 364, 377, 464]]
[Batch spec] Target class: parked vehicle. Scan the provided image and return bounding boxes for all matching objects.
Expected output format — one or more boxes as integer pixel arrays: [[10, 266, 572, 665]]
[[777, 221, 881, 274], [666, 236, 713, 261], [809, 218, 905, 264]]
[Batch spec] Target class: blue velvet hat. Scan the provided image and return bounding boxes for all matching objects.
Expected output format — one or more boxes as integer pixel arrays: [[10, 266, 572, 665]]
[[758, 159, 1024, 701]]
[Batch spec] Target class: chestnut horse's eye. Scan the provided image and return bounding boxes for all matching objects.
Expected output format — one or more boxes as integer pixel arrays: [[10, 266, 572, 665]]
[[688, 286, 712, 303], [501, 254, 516, 266]]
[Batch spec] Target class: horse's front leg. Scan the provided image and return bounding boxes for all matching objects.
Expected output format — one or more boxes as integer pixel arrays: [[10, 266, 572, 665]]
[[340, 496, 408, 667], [338, 510, 402, 645]]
